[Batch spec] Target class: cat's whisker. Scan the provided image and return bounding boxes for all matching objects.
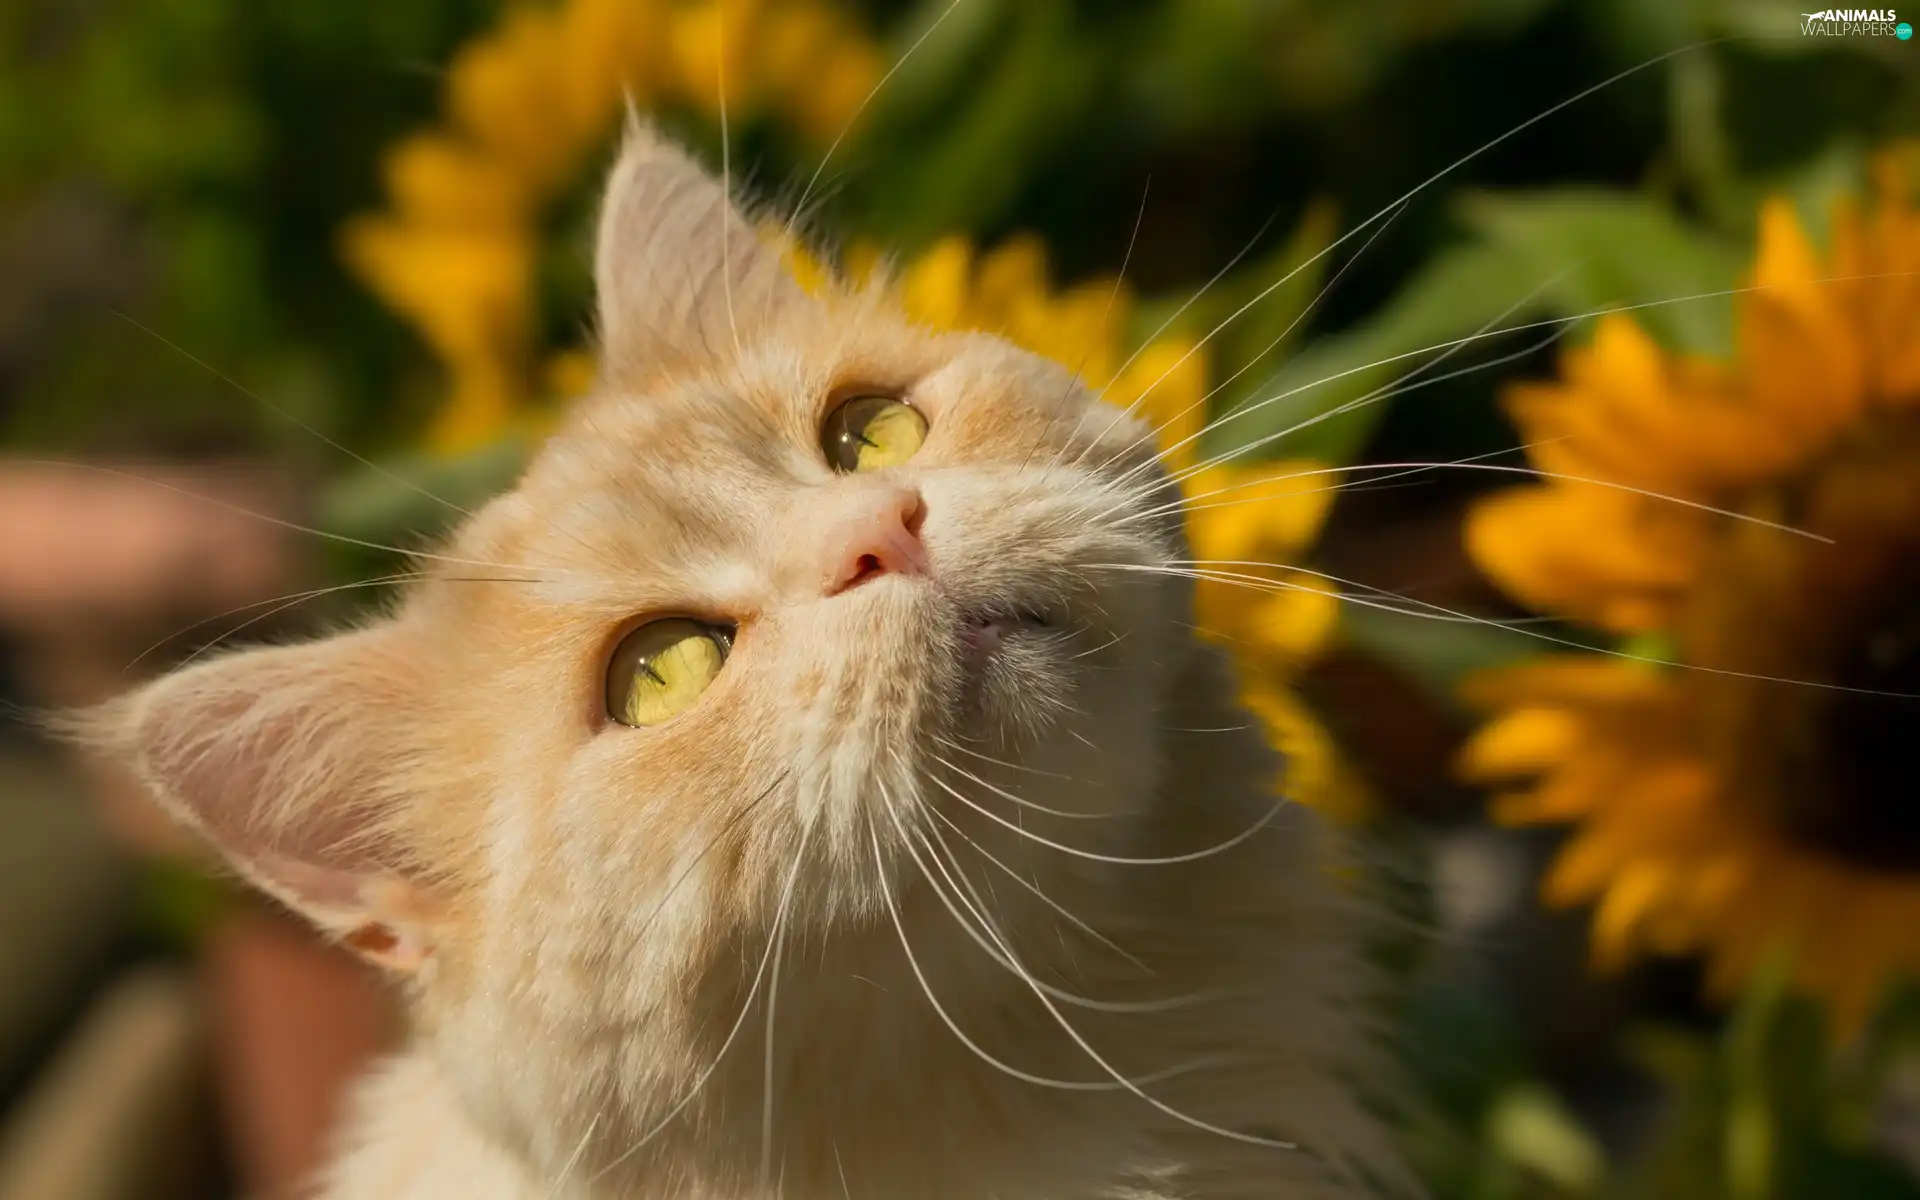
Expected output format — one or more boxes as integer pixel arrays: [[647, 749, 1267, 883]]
[[591, 802, 820, 1184], [783, 0, 968, 260], [908, 803, 1214, 1015], [1129, 270, 1920, 504], [124, 572, 426, 671], [16, 459, 555, 577], [1125, 442, 1538, 529], [894, 803, 1112, 1006], [1070, 209, 1281, 473], [1100, 261, 1572, 506], [1025, 176, 1154, 487], [919, 801, 1150, 972], [1137, 452, 1830, 545], [1156, 288, 1571, 496], [1063, 628, 1128, 661], [928, 751, 1110, 821], [1102, 560, 1920, 699], [715, 1, 742, 357], [760, 795, 797, 1190], [932, 733, 1077, 782], [921, 766, 1290, 866], [1099, 197, 1414, 486], [1090, 562, 1493, 627], [165, 575, 436, 672], [133, 571, 536, 676], [110, 310, 621, 572], [626, 768, 791, 951], [1114, 439, 1539, 532], [110, 311, 479, 523], [543, 1110, 602, 1200], [865, 794, 1133, 1092], [905, 789, 1303, 1155], [1089, 39, 1719, 488]]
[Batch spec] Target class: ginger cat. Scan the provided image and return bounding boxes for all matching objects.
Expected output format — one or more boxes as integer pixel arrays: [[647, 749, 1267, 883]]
[[81, 125, 1406, 1199]]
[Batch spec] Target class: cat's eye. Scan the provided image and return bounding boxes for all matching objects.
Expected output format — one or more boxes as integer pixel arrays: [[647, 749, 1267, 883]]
[[820, 393, 928, 473], [605, 618, 732, 727]]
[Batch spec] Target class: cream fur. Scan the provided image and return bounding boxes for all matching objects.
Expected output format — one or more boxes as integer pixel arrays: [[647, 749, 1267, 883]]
[[84, 126, 1410, 1199]]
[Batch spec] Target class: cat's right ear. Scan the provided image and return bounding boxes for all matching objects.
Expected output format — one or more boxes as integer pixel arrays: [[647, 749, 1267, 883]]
[[66, 624, 444, 974], [592, 119, 816, 382]]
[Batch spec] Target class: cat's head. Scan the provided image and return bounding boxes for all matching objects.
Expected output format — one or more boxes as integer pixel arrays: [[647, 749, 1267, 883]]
[[82, 124, 1237, 1169]]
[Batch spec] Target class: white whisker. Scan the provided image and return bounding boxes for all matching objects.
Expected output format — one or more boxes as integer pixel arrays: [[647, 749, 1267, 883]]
[[906, 786, 1302, 1153], [920, 801, 1151, 971], [590, 805, 819, 1183], [893, 783, 1211, 1014], [785, 0, 968, 254], [929, 751, 1110, 820], [17, 459, 552, 577], [921, 768, 1290, 866], [543, 1110, 601, 1200], [865, 795, 1131, 1092], [1098, 561, 1920, 698]]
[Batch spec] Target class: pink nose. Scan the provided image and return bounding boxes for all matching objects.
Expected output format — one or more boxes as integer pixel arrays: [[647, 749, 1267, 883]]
[[822, 485, 930, 595]]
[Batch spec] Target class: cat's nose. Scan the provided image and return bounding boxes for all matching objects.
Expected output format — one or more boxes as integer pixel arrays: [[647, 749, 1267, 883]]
[[821, 484, 930, 595]]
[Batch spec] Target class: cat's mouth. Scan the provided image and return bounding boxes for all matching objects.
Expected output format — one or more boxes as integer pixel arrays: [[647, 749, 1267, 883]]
[[959, 606, 1055, 661]]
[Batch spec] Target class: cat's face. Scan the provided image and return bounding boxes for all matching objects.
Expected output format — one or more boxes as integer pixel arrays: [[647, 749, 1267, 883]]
[[442, 304, 1186, 936], [91, 128, 1203, 1145]]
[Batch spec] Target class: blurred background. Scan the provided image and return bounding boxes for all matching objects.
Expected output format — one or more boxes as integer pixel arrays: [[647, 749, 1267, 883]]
[[0, 0, 1915, 1196]]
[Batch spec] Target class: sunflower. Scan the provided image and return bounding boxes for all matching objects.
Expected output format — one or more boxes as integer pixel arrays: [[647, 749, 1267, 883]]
[[1460, 155, 1920, 1032], [342, 0, 882, 452]]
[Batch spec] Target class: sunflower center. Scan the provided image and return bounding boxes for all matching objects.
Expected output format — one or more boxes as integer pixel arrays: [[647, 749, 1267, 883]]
[[1682, 420, 1920, 872], [1821, 581, 1920, 866]]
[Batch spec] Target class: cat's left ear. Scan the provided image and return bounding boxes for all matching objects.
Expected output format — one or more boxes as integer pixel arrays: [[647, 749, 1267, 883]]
[[592, 119, 816, 382], [72, 623, 444, 973]]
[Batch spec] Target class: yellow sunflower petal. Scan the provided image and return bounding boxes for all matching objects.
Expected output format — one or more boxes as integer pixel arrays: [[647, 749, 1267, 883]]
[[1465, 485, 1705, 634], [1457, 707, 1583, 781], [1591, 861, 1679, 973], [1740, 198, 1868, 443], [1184, 463, 1335, 564], [1239, 677, 1371, 823], [1196, 568, 1340, 669], [780, 21, 883, 142], [383, 135, 534, 226], [900, 238, 975, 330], [1110, 339, 1207, 468]]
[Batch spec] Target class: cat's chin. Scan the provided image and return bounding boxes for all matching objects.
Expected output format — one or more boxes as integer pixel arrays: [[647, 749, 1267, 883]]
[[948, 601, 1086, 741]]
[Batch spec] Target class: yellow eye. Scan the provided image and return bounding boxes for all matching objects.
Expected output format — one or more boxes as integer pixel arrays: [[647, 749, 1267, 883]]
[[821, 394, 928, 473], [605, 619, 731, 727]]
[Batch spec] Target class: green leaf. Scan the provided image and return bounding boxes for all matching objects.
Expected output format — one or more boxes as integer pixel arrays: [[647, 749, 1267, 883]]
[[861, 0, 1011, 137], [1214, 187, 1741, 468], [318, 437, 531, 553], [855, 2, 1099, 246], [1216, 237, 1547, 467], [1487, 1083, 1607, 1194], [1197, 199, 1342, 405], [1458, 189, 1744, 355], [1339, 604, 1554, 713]]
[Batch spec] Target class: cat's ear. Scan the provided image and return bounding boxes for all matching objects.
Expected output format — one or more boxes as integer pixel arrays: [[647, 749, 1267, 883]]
[[74, 624, 442, 973], [593, 118, 813, 380]]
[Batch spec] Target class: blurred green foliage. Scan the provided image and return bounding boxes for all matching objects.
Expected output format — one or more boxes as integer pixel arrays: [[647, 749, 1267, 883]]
[[0, 0, 500, 455]]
